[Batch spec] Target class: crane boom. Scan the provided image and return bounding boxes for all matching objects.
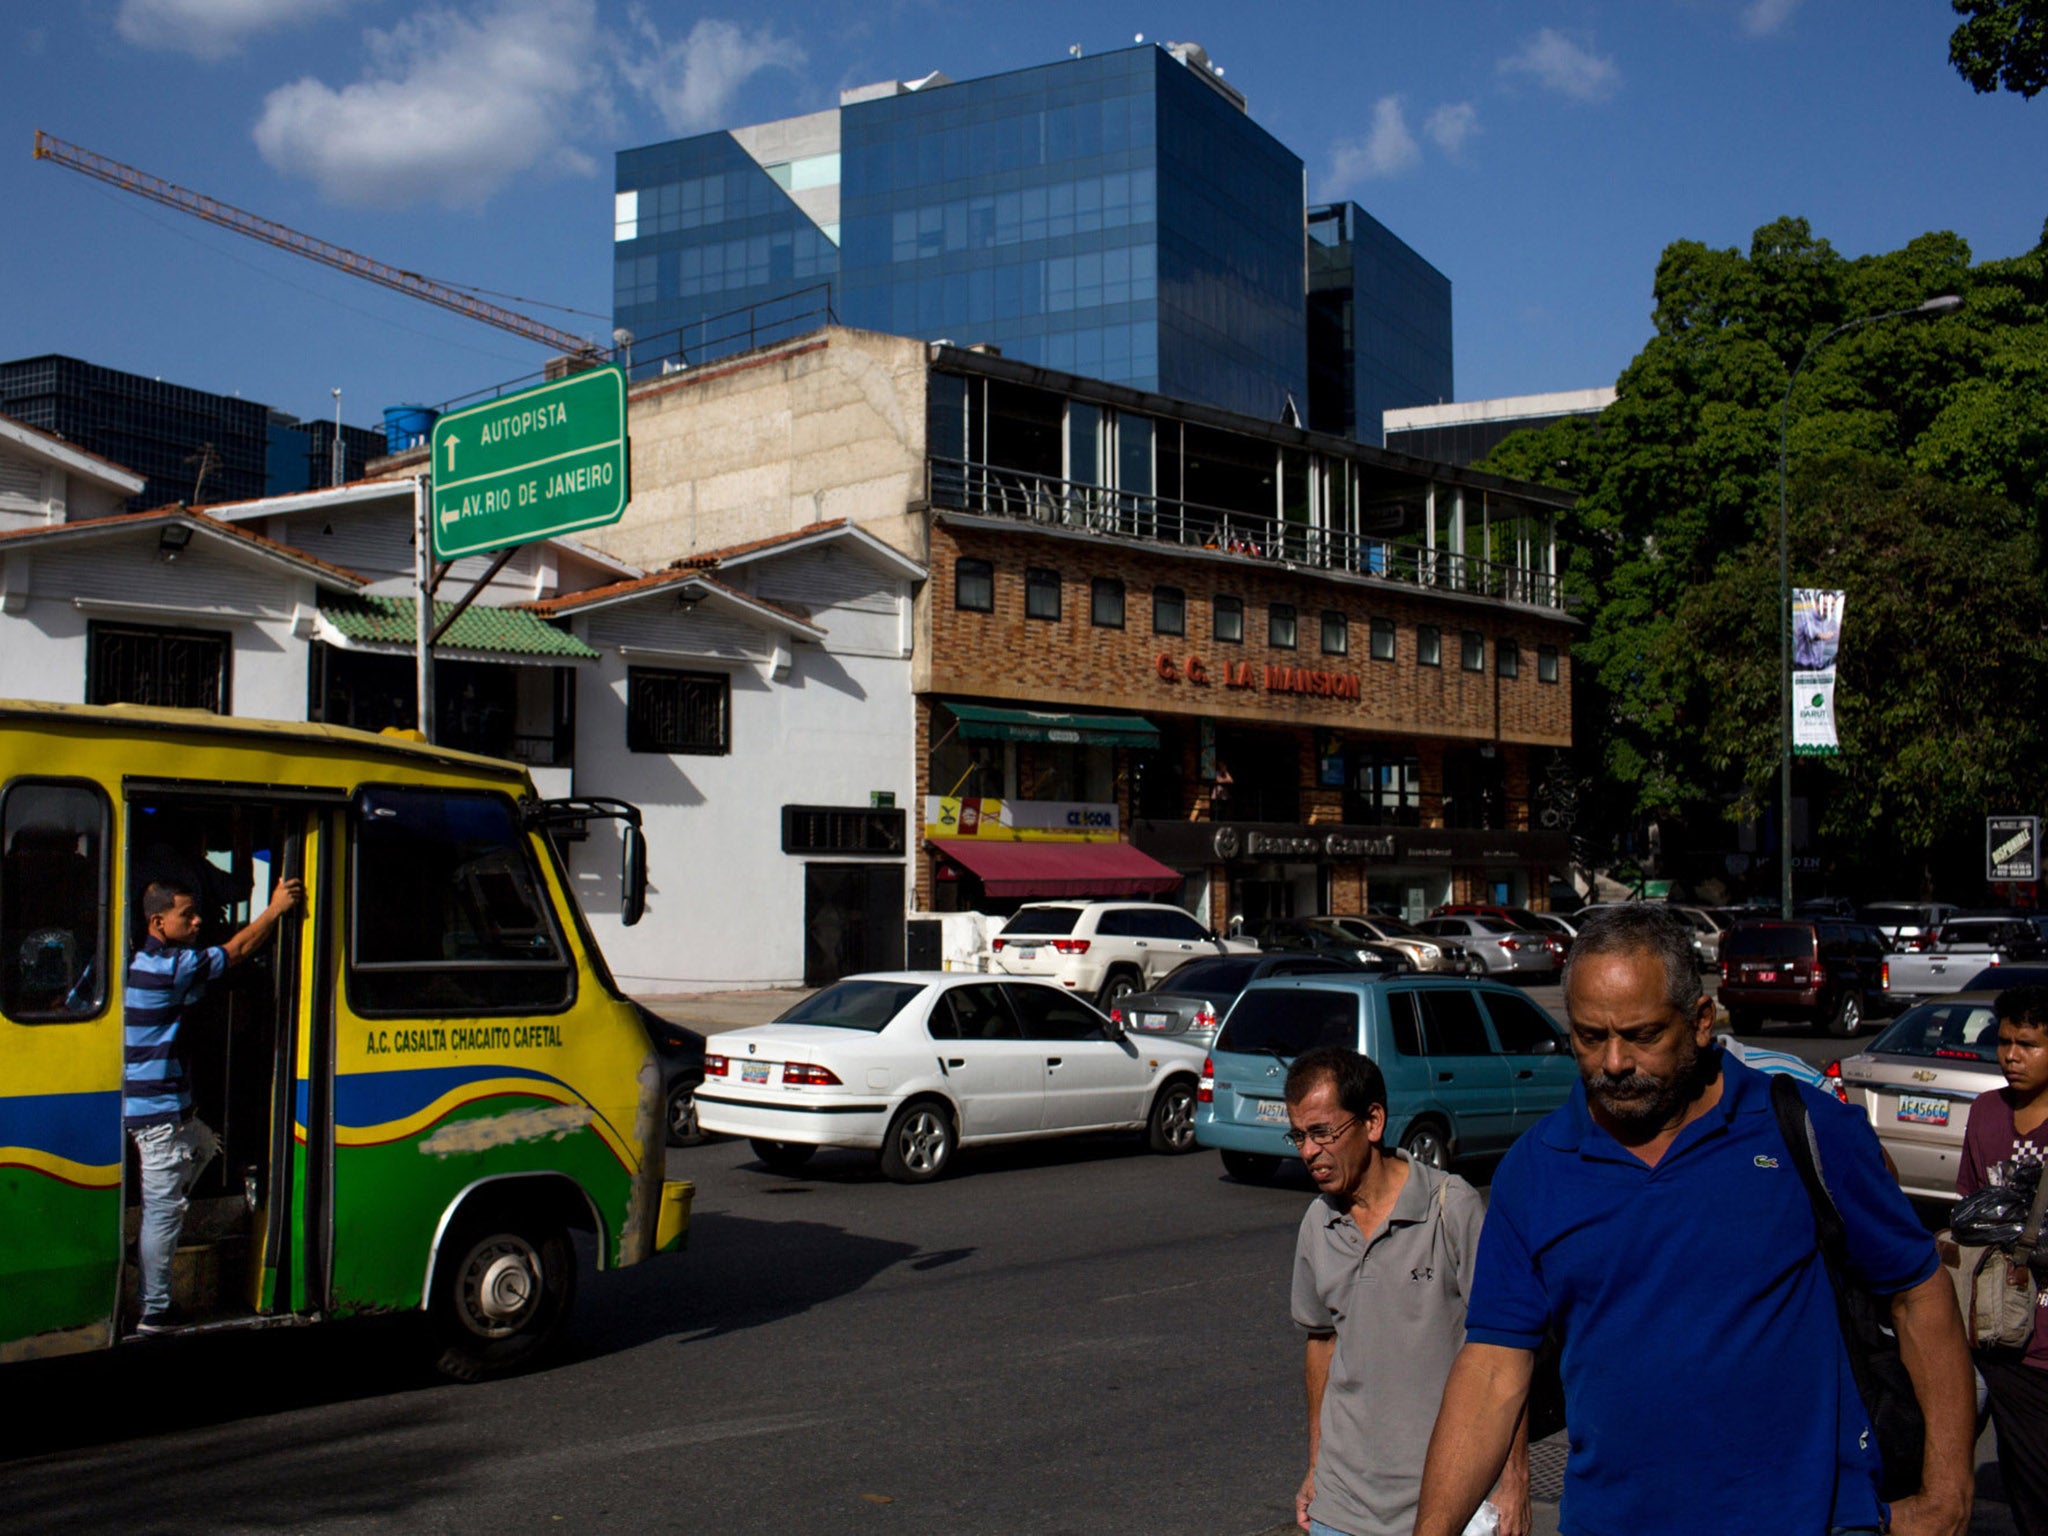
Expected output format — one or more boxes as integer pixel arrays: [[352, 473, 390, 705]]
[[33, 130, 597, 357]]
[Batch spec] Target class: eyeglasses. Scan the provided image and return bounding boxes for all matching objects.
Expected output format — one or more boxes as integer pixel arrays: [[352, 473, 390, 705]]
[[1283, 1116, 1359, 1150]]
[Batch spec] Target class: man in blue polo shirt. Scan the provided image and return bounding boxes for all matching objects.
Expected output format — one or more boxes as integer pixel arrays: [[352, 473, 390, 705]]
[[1414, 903, 1974, 1536], [127, 873, 301, 1333]]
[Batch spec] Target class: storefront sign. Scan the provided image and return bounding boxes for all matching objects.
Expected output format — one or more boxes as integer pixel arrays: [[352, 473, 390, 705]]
[[1152, 654, 1359, 700], [922, 796, 1119, 843]]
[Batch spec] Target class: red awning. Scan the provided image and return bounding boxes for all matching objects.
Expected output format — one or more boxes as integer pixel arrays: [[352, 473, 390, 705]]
[[928, 839, 1184, 899]]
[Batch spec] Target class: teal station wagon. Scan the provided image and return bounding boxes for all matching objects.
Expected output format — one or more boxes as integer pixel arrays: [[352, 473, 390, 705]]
[[1194, 974, 1577, 1180]]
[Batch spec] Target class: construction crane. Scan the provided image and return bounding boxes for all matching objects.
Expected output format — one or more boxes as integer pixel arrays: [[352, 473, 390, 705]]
[[33, 130, 600, 359]]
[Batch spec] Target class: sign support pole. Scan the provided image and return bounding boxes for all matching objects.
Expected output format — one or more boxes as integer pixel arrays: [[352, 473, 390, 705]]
[[414, 473, 435, 741]]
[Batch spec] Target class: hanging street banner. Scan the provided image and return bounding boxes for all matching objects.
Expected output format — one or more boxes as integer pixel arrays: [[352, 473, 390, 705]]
[[1791, 587, 1846, 757], [430, 365, 629, 560], [1989, 816, 2041, 883]]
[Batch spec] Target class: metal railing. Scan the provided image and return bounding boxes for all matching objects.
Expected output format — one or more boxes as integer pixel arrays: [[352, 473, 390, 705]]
[[927, 457, 1562, 609]]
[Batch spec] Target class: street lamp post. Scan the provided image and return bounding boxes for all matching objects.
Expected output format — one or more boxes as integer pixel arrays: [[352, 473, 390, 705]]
[[1776, 294, 1962, 918]]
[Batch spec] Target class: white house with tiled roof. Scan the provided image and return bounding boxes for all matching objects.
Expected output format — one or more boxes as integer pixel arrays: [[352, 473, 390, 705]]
[[0, 412, 147, 532]]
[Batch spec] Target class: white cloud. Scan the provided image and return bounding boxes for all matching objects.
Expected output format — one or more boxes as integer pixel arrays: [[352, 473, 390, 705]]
[[615, 13, 805, 135], [117, 0, 348, 61], [1741, 0, 1802, 36], [1497, 28, 1619, 102], [1327, 96, 1421, 193], [1425, 101, 1480, 155], [252, 0, 602, 210]]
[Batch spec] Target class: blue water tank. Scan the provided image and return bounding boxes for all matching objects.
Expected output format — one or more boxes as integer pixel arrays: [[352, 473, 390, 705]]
[[382, 404, 439, 454]]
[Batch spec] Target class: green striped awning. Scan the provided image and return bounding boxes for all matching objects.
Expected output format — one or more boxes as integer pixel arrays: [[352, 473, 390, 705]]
[[942, 702, 1160, 748], [318, 594, 597, 660]]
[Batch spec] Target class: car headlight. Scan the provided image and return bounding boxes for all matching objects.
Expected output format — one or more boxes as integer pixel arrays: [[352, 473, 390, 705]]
[[1421, 944, 1440, 959]]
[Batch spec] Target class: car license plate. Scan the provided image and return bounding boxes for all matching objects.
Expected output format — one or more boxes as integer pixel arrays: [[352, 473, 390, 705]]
[[1896, 1095, 1949, 1126], [1254, 1099, 1289, 1123], [1011, 946, 1038, 960], [742, 1061, 770, 1084], [1756, 970, 1778, 982], [1134, 1011, 1170, 1030]]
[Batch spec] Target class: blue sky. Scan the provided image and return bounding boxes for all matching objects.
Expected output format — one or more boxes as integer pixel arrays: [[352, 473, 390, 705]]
[[3, 1, 2042, 438]]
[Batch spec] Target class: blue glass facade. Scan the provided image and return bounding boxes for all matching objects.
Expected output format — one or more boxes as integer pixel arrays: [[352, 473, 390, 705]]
[[1306, 203, 1453, 445], [613, 46, 1313, 422]]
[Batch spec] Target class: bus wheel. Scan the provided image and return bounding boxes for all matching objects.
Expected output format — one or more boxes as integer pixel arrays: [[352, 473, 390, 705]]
[[432, 1215, 576, 1382]]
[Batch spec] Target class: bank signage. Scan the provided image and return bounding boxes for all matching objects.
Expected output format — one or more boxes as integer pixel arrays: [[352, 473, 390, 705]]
[[1988, 816, 2040, 882], [923, 796, 1119, 843], [430, 366, 630, 559]]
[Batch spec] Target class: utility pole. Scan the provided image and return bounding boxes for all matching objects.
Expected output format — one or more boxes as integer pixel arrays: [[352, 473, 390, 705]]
[[413, 474, 434, 740]]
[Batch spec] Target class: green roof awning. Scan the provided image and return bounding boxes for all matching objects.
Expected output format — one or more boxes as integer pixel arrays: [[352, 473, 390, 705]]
[[318, 594, 598, 661], [942, 702, 1160, 749]]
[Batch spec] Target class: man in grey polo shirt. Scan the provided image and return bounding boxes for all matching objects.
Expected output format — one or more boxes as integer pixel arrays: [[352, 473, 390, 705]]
[[1288, 1045, 1528, 1536]]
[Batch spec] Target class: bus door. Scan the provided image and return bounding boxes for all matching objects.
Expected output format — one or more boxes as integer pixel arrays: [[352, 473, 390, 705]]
[[122, 784, 333, 1325]]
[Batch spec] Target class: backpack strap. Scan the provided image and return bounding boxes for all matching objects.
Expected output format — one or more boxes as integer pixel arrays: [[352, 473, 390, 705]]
[[2015, 1160, 2048, 1268], [1770, 1072, 1846, 1262]]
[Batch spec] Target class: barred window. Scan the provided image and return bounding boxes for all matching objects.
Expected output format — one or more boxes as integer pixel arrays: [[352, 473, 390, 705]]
[[781, 805, 907, 855], [628, 667, 730, 754], [86, 622, 230, 713]]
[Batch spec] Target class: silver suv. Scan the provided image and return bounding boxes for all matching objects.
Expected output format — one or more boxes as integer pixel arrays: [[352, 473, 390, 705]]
[[989, 901, 1258, 1007]]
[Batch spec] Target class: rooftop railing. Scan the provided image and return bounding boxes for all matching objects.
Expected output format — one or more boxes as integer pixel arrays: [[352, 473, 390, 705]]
[[928, 457, 1563, 609]]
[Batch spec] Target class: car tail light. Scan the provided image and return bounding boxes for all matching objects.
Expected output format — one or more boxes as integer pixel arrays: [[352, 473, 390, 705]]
[[1199, 1054, 1214, 1103], [1500, 937, 1519, 951], [1882, 961, 1890, 991], [990, 937, 1006, 951], [1822, 1059, 1849, 1104], [1193, 1003, 1218, 1034], [1051, 938, 1091, 954], [1720, 959, 1730, 984], [782, 1061, 842, 1086], [704, 1054, 728, 1076]]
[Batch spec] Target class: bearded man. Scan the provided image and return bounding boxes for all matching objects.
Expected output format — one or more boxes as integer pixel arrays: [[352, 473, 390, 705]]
[[1412, 903, 1974, 1536]]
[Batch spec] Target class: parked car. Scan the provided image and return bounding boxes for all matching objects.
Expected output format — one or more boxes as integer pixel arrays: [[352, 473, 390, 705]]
[[1256, 918, 1418, 973], [1718, 918, 1891, 1037], [987, 900, 1258, 1007], [1520, 912, 1581, 954], [1114, 952, 1373, 1050], [1195, 973, 1575, 1179], [1414, 915, 1560, 978], [1309, 914, 1473, 973], [1670, 905, 1725, 971], [1857, 901, 1961, 954], [1835, 993, 2005, 1201], [693, 973, 1208, 1182], [1886, 915, 2048, 1005]]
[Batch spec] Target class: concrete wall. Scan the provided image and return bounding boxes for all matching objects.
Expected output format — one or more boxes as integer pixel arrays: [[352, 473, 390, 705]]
[[590, 328, 931, 571], [0, 529, 318, 717], [557, 546, 917, 991]]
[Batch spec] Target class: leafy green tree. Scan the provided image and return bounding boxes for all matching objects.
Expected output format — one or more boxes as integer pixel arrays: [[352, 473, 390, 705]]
[[1951, 0, 2048, 98], [1479, 218, 2048, 893]]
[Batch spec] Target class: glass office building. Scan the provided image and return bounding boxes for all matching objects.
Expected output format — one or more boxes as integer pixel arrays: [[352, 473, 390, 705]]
[[614, 44, 1321, 424], [1307, 203, 1454, 446]]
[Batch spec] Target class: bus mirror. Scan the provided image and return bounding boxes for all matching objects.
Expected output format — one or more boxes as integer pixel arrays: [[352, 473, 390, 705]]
[[622, 824, 648, 927]]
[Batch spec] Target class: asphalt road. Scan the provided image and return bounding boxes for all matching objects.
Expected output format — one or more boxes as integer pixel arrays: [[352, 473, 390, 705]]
[[0, 1133, 1333, 1535]]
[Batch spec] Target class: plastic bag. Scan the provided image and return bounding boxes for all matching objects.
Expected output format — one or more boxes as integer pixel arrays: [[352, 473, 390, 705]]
[[1952, 1162, 2043, 1248], [1460, 1500, 1501, 1536]]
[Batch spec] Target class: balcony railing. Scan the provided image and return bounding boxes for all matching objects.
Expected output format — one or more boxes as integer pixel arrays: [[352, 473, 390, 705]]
[[928, 457, 1562, 609]]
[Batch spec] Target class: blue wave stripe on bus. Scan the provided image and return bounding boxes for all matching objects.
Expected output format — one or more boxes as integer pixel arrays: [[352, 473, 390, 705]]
[[0, 1091, 123, 1164], [306, 1065, 566, 1129]]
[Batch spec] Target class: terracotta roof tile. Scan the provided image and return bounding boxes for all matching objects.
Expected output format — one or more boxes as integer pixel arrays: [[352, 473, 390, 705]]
[[0, 507, 367, 586]]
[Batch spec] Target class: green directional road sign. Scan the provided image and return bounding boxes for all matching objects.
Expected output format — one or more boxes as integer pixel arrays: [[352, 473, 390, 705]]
[[430, 365, 629, 560]]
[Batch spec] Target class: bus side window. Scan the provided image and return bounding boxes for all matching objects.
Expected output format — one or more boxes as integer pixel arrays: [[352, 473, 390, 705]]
[[348, 787, 573, 1016], [0, 781, 110, 1023]]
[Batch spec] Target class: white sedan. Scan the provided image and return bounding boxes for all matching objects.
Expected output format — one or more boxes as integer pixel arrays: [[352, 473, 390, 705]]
[[692, 972, 1209, 1182]]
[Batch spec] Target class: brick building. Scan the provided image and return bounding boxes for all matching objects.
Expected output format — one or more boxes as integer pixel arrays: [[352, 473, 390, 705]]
[[581, 325, 1575, 933]]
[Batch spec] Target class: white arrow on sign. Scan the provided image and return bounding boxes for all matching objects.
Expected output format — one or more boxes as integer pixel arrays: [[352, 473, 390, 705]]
[[441, 432, 461, 474]]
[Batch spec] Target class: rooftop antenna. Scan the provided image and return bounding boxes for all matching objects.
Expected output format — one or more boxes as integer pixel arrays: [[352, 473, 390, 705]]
[[185, 441, 219, 504]]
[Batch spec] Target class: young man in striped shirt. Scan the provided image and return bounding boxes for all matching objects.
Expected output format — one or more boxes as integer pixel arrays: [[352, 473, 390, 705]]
[[126, 874, 302, 1333]]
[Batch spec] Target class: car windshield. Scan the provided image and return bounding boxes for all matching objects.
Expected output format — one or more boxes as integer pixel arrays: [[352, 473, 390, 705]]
[[1215, 988, 1358, 1057], [1870, 1001, 2002, 1065], [773, 979, 927, 1031], [1722, 924, 1814, 960], [999, 908, 1081, 937], [1154, 957, 1260, 995]]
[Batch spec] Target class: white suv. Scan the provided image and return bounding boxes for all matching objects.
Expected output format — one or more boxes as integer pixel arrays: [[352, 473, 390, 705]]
[[989, 901, 1258, 1006]]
